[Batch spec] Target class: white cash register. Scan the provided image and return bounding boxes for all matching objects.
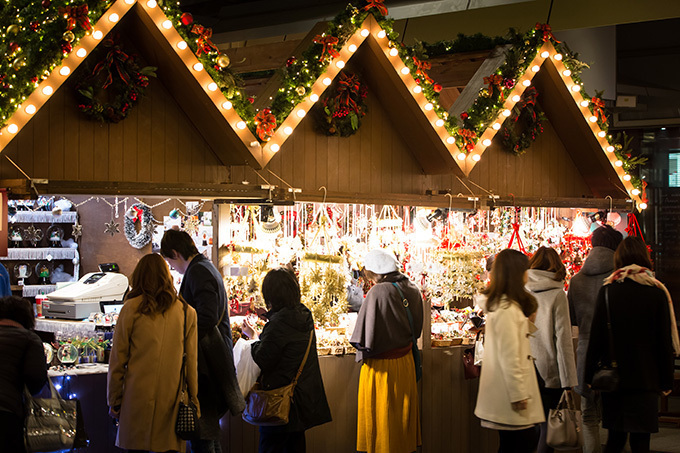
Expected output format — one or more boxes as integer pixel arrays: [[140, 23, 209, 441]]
[[43, 272, 129, 319]]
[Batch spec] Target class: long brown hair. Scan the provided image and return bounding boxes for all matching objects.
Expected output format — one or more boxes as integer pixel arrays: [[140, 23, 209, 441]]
[[529, 246, 566, 281], [614, 236, 653, 270], [127, 253, 181, 316], [482, 248, 537, 317]]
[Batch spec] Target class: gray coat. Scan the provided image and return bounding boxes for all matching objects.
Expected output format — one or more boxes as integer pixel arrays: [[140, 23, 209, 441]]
[[526, 269, 578, 389], [566, 246, 615, 395]]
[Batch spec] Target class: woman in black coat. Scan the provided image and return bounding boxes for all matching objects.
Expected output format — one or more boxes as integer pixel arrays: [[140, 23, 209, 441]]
[[242, 268, 332, 453], [585, 236, 678, 453], [0, 296, 48, 453]]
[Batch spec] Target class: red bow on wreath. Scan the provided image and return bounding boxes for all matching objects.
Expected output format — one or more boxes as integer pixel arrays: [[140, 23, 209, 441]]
[[313, 35, 340, 62], [483, 74, 505, 101], [535, 23, 560, 43], [336, 73, 363, 114], [516, 86, 539, 121], [459, 128, 477, 152], [191, 25, 218, 56], [255, 108, 277, 142], [591, 97, 606, 122], [363, 0, 388, 16], [59, 5, 91, 31], [412, 57, 434, 84], [131, 206, 143, 223], [92, 46, 131, 89]]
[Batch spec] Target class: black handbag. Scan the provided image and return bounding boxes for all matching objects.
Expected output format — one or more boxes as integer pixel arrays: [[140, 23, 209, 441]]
[[591, 287, 620, 392], [176, 302, 200, 440]]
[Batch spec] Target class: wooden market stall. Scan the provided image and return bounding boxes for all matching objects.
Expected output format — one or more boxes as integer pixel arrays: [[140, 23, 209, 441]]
[[0, 1, 645, 453]]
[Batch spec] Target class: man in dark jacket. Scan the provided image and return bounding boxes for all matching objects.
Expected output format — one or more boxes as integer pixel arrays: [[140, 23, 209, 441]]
[[161, 229, 244, 453], [567, 225, 622, 453]]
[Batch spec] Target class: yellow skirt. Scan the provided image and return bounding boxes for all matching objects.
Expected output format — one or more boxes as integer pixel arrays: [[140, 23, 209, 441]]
[[357, 353, 421, 453]]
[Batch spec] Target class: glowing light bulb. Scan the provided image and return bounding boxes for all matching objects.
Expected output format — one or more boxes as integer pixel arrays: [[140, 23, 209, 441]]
[[208, 82, 218, 91], [435, 119, 444, 127], [598, 131, 606, 138], [511, 95, 520, 102], [472, 154, 481, 162], [571, 85, 581, 92], [335, 60, 345, 69], [614, 160, 623, 167], [322, 77, 332, 86], [59, 66, 70, 76], [250, 141, 259, 147], [25, 104, 36, 115], [42, 86, 53, 96], [125, 0, 135, 4], [531, 65, 540, 72], [377, 30, 386, 39], [76, 48, 87, 58], [424, 103, 433, 111], [389, 48, 398, 57], [401, 67, 410, 75], [222, 101, 232, 109], [193, 62, 203, 71], [623, 174, 631, 181], [109, 13, 120, 22], [146, 0, 157, 7], [446, 136, 455, 145], [270, 144, 280, 152], [493, 123, 501, 130], [413, 85, 422, 94], [177, 41, 187, 50], [581, 100, 590, 107], [7, 124, 18, 134], [360, 29, 369, 37], [562, 69, 571, 77], [296, 109, 306, 118], [502, 109, 511, 117], [632, 188, 641, 196], [554, 53, 563, 60], [310, 93, 319, 102], [236, 121, 246, 130], [162, 20, 172, 29], [284, 126, 293, 135], [482, 139, 492, 147], [541, 51, 550, 58], [522, 80, 531, 87], [589, 116, 598, 123], [93, 30, 103, 40], [606, 145, 615, 152], [639, 202, 648, 210], [457, 153, 466, 160], [348, 44, 357, 53]]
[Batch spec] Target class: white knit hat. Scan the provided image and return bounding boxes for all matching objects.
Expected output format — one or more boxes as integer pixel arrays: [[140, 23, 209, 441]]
[[363, 249, 399, 274]]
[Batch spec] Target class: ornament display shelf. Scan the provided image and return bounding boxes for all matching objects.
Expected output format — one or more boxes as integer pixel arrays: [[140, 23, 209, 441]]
[[21, 284, 58, 298], [9, 211, 78, 224], [0, 247, 78, 261]]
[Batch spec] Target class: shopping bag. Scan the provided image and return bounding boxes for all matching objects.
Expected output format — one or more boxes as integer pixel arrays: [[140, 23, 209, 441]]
[[473, 332, 484, 366], [547, 390, 583, 450], [234, 338, 262, 397]]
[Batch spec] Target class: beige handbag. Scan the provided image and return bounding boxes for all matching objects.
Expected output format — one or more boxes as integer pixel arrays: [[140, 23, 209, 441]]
[[546, 390, 583, 450]]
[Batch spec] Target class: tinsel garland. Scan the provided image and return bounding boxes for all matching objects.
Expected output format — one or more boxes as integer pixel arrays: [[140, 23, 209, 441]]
[[317, 72, 368, 136], [124, 203, 153, 249]]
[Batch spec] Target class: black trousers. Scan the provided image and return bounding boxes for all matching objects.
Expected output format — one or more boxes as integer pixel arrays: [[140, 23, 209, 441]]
[[258, 430, 306, 453], [498, 426, 540, 453], [0, 410, 26, 453]]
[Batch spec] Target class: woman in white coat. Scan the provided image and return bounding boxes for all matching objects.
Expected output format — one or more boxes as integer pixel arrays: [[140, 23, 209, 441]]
[[527, 247, 578, 453], [475, 249, 544, 452]]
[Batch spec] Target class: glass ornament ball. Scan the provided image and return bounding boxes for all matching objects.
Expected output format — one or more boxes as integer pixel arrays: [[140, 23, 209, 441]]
[[63, 30, 75, 43], [217, 54, 230, 68]]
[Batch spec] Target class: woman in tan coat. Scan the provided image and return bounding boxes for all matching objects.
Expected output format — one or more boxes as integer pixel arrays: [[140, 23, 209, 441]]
[[108, 253, 200, 453]]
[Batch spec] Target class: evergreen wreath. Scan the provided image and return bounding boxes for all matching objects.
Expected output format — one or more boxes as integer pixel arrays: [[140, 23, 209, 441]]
[[124, 203, 154, 249], [317, 72, 368, 137], [499, 86, 546, 155], [75, 37, 157, 123]]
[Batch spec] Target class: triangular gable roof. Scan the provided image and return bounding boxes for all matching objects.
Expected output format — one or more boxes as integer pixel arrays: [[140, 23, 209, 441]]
[[255, 14, 464, 175], [449, 40, 645, 208], [0, 0, 265, 167]]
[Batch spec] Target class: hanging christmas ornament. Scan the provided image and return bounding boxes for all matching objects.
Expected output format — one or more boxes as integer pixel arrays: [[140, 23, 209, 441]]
[[72, 257, 79, 265], [71, 222, 83, 241], [183, 216, 200, 236], [216, 54, 230, 68], [12, 56, 26, 70], [295, 86, 306, 96], [433, 83, 442, 93], [104, 219, 120, 236], [6, 24, 19, 35], [63, 30, 75, 42], [169, 208, 180, 219], [180, 12, 193, 26]]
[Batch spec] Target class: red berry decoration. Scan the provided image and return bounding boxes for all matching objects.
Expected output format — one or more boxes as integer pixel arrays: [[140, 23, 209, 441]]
[[286, 56, 296, 67], [180, 12, 193, 26], [433, 83, 442, 93], [61, 42, 72, 54], [460, 112, 469, 120], [247, 97, 254, 104], [30, 21, 40, 31], [9, 42, 19, 53]]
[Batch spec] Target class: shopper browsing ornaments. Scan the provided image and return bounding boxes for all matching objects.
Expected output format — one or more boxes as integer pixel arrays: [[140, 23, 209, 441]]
[[475, 248, 544, 452]]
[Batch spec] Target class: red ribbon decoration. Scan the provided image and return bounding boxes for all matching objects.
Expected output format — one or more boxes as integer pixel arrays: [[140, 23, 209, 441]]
[[363, 0, 388, 16], [459, 129, 477, 152], [335, 73, 363, 114], [255, 108, 277, 142], [412, 57, 434, 84], [131, 206, 143, 223], [625, 213, 644, 239], [191, 25, 218, 56], [92, 46, 131, 89], [591, 97, 606, 122], [535, 23, 561, 43], [483, 74, 505, 102], [507, 222, 527, 254], [516, 86, 539, 122], [59, 5, 91, 31], [313, 35, 340, 62]]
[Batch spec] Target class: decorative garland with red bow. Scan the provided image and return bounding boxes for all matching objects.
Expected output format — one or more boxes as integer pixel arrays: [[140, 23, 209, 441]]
[[75, 38, 157, 123], [412, 57, 434, 85], [59, 4, 91, 31], [458, 128, 478, 152], [590, 97, 606, 122], [483, 74, 505, 102], [363, 0, 388, 16], [535, 23, 560, 43], [499, 86, 546, 155], [313, 34, 340, 62], [191, 24, 218, 56], [317, 72, 368, 137]]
